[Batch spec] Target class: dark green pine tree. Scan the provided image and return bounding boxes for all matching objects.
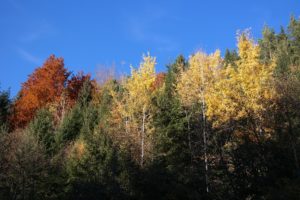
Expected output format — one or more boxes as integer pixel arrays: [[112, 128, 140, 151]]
[[154, 55, 188, 163], [0, 88, 11, 130], [288, 15, 300, 66], [97, 80, 120, 128], [140, 55, 205, 200], [259, 26, 277, 64], [253, 16, 300, 199], [274, 27, 291, 75], [55, 105, 83, 147], [223, 49, 239, 68], [65, 128, 137, 200], [56, 79, 94, 147], [29, 109, 55, 155], [57, 78, 137, 199]]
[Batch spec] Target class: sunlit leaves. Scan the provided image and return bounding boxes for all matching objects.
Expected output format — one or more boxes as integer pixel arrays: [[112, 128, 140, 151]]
[[206, 33, 276, 127], [176, 50, 222, 109], [12, 55, 69, 128]]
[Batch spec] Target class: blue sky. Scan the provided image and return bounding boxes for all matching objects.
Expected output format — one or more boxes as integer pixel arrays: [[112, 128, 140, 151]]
[[0, 0, 299, 97]]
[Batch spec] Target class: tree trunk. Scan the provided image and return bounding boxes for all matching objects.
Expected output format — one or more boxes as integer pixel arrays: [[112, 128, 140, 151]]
[[201, 64, 209, 193], [202, 100, 209, 193], [141, 107, 146, 167], [125, 117, 129, 134], [287, 114, 299, 170], [185, 110, 193, 163]]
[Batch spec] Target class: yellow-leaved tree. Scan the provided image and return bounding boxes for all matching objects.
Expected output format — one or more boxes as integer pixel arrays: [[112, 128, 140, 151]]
[[111, 53, 156, 167], [206, 32, 276, 137], [176, 50, 222, 193]]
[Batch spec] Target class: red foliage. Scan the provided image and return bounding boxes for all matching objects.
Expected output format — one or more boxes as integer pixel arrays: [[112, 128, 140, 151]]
[[151, 72, 166, 91], [66, 72, 92, 107], [12, 55, 70, 128]]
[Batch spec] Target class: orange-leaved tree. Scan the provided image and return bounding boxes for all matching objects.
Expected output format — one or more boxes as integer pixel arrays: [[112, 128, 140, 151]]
[[12, 55, 70, 128]]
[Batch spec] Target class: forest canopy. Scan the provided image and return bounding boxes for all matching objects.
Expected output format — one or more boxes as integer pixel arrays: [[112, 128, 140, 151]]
[[1, 16, 300, 200]]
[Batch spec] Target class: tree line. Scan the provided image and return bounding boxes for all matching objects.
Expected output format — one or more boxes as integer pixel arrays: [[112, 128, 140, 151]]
[[1, 16, 300, 200]]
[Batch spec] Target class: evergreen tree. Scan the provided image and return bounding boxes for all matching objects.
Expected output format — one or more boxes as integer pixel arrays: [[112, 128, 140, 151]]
[[55, 105, 83, 147], [65, 129, 137, 200], [149, 55, 207, 199], [0, 88, 11, 129], [288, 15, 300, 65], [56, 79, 94, 147], [259, 26, 277, 64], [0, 130, 49, 200], [223, 49, 239, 68], [29, 109, 55, 155]]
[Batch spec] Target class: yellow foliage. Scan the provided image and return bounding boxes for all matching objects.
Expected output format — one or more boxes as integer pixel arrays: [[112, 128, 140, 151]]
[[176, 32, 276, 130], [125, 53, 156, 113], [109, 53, 156, 164], [69, 140, 86, 159], [176, 50, 222, 108], [206, 33, 276, 126]]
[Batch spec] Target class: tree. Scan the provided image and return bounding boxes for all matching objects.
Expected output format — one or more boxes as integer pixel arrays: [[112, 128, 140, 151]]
[[288, 15, 300, 66], [206, 32, 276, 134], [29, 109, 55, 156], [65, 129, 137, 200], [13, 55, 70, 128], [223, 49, 239, 68], [150, 72, 166, 91], [176, 50, 222, 193], [0, 88, 11, 129], [111, 54, 156, 167], [66, 72, 92, 108], [55, 78, 96, 147], [150, 55, 206, 199], [259, 26, 277, 64], [0, 130, 49, 200]]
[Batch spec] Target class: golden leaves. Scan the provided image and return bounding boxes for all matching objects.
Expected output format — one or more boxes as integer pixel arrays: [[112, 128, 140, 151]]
[[176, 50, 222, 108], [176, 33, 276, 131], [207, 34, 276, 126]]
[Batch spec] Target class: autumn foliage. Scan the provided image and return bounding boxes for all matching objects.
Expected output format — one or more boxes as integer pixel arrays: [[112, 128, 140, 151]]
[[66, 72, 93, 107], [12, 55, 68, 128], [2, 16, 300, 200]]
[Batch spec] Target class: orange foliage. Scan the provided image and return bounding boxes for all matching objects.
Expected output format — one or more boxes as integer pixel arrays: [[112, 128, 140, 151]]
[[12, 55, 70, 128], [66, 72, 92, 107], [151, 72, 166, 91]]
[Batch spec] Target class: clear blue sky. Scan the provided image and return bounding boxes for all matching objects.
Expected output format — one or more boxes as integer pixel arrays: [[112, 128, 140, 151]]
[[1, 0, 299, 97]]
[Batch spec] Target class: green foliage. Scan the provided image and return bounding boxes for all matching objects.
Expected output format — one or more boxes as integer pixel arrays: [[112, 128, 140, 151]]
[[259, 26, 277, 64], [77, 79, 93, 109], [0, 130, 49, 200], [148, 55, 208, 199], [65, 130, 137, 199], [2, 15, 300, 200], [30, 109, 55, 155], [223, 49, 239, 68], [56, 79, 95, 147], [288, 15, 300, 65], [56, 105, 83, 146], [0, 88, 11, 129]]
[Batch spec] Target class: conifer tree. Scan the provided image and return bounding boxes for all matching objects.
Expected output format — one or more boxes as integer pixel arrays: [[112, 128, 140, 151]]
[[29, 109, 55, 155], [0, 88, 11, 129]]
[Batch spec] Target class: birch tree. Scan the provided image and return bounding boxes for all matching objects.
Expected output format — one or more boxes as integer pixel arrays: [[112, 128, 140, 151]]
[[206, 33, 276, 137], [176, 50, 222, 193], [112, 54, 156, 167]]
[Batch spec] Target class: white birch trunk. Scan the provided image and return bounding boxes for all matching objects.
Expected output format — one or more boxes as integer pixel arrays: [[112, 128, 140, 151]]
[[201, 63, 209, 193], [141, 107, 146, 167]]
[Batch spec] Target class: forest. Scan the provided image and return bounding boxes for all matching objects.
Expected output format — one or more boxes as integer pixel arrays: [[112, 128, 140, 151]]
[[1, 16, 300, 200]]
